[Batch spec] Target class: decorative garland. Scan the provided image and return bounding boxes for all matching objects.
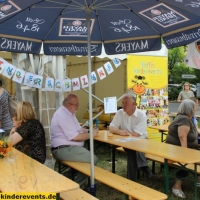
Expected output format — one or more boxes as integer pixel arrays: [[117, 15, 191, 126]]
[[0, 57, 121, 92]]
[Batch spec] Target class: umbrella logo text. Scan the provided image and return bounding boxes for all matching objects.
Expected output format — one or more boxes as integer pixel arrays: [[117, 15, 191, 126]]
[[139, 3, 189, 28], [1, 38, 32, 52], [0, 1, 21, 19], [59, 18, 95, 37], [110, 19, 140, 33], [1, 5, 12, 11]]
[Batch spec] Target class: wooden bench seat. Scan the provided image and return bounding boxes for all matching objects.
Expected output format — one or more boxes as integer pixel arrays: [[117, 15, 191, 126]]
[[116, 147, 200, 174], [60, 188, 98, 200], [62, 160, 167, 200]]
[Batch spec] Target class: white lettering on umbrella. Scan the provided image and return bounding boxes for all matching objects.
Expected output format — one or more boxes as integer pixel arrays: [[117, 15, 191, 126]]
[[0, 38, 32, 51], [16, 21, 40, 32], [165, 29, 200, 45], [185, 1, 200, 8], [48, 45, 98, 53], [115, 40, 148, 53], [63, 26, 87, 34], [110, 19, 140, 33], [26, 17, 45, 24], [15, 18, 45, 33], [0, 11, 6, 18]]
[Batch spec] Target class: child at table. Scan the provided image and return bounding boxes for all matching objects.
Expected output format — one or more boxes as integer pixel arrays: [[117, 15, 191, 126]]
[[9, 113, 21, 136]]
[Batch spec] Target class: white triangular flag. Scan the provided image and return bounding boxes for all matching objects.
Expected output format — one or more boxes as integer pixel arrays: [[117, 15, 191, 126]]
[[72, 78, 80, 91], [63, 79, 71, 92], [80, 75, 89, 88], [97, 67, 106, 80], [12, 68, 25, 84], [45, 77, 54, 91]]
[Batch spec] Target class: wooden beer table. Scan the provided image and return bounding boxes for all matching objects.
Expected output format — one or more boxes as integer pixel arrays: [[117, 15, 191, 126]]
[[0, 149, 79, 199], [150, 123, 169, 142], [94, 131, 200, 199]]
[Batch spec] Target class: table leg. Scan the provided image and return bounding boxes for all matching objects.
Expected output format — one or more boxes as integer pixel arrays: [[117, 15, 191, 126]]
[[161, 131, 164, 143], [194, 163, 197, 200], [164, 159, 169, 195], [112, 145, 116, 173], [56, 193, 60, 200]]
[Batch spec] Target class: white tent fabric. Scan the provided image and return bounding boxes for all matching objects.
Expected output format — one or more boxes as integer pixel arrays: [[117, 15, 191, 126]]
[[185, 40, 200, 70]]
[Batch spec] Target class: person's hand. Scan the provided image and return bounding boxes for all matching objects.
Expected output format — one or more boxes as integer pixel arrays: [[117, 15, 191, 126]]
[[93, 128, 99, 137], [119, 130, 130, 136]]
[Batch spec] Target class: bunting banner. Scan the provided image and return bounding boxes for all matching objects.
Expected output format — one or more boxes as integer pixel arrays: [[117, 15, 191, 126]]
[[0, 57, 121, 92]]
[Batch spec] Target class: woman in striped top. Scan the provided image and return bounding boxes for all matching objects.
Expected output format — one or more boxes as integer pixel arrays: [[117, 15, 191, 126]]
[[0, 80, 13, 139]]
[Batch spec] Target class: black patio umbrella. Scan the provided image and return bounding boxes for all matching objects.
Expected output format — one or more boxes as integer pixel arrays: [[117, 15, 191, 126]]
[[0, 0, 200, 196]]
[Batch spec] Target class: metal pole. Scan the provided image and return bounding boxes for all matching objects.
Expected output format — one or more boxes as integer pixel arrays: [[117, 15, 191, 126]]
[[86, 7, 96, 196]]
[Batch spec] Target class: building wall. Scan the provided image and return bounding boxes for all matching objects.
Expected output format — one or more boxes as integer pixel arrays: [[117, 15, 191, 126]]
[[65, 56, 127, 122]]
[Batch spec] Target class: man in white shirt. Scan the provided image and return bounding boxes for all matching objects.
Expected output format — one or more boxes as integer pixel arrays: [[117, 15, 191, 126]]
[[109, 94, 153, 181]]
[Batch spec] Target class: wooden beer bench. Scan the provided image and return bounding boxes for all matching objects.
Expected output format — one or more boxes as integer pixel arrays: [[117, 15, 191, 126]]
[[60, 160, 167, 200], [60, 188, 98, 200]]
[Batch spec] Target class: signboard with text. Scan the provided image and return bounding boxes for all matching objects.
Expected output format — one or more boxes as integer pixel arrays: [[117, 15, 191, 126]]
[[182, 74, 196, 79], [127, 55, 168, 127]]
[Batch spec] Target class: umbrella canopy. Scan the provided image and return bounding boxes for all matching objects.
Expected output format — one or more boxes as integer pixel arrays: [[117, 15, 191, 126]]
[[0, 0, 199, 196], [0, 0, 200, 55]]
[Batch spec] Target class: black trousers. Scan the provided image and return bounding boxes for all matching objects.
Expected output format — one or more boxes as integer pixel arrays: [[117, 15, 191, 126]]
[[124, 148, 148, 181]]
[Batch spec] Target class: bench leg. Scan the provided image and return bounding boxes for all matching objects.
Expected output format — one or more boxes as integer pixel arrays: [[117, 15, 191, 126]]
[[152, 161, 155, 173], [194, 164, 198, 200], [56, 193, 60, 200], [164, 159, 169, 196], [89, 184, 96, 197]]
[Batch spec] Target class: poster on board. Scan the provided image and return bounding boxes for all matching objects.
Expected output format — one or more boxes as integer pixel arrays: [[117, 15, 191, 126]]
[[127, 55, 169, 126]]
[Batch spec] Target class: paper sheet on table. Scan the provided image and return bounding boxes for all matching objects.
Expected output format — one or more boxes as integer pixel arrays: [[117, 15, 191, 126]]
[[115, 138, 140, 142], [104, 96, 117, 114], [0, 129, 5, 133]]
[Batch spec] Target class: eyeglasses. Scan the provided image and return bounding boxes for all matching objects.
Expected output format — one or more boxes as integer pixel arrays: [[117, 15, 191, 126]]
[[69, 103, 79, 107]]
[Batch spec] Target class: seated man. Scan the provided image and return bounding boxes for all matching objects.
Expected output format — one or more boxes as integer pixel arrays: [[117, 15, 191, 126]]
[[109, 94, 153, 181], [51, 93, 98, 188]]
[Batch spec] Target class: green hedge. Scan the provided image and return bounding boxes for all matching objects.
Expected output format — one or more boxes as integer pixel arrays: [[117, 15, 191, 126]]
[[168, 87, 181, 100]]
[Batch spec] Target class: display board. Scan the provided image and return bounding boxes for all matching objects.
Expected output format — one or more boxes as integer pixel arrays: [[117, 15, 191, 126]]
[[127, 55, 169, 126]]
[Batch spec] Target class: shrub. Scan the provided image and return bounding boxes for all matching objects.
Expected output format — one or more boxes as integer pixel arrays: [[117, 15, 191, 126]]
[[168, 87, 180, 100]]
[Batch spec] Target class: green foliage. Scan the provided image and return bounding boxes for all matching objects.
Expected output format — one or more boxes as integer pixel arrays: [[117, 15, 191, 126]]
[[168, 87, 181, 100], [168, 46, 200, 84]]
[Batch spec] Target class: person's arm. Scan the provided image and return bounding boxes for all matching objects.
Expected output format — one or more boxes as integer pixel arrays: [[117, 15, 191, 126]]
[[109, 110, 130, 136], [109, 126, 130, 136], [9, 127, 17, 136], [178, 125, 190, 148], [0, 104, 2, 128], [129, 130, 140, 137], [197, 127, 200, 135], [177, 94, 182, 102], [9, 132, 23, 145], [72, 128, 98, 141]]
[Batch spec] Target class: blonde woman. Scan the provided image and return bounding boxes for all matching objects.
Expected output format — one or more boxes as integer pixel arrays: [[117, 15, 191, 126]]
[[9, 101, 46, 163], [177, 82, 194, 102]]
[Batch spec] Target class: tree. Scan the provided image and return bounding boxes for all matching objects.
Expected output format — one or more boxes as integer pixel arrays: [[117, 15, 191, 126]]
[[168, 46, 186, 83], [168, 46, 200, 84]]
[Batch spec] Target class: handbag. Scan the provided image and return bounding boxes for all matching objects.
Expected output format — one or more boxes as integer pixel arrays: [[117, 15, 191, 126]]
[[6, 90, 18, 117]]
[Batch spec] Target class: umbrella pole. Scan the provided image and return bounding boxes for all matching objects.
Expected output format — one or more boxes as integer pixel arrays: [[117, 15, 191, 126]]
[[86, 7, 96, 196]]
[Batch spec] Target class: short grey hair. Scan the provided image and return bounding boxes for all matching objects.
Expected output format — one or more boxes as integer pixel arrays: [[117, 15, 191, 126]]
[[63, 93, 78, 106], [124, 93, 136, 102], [177, 99, 195, 117]]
